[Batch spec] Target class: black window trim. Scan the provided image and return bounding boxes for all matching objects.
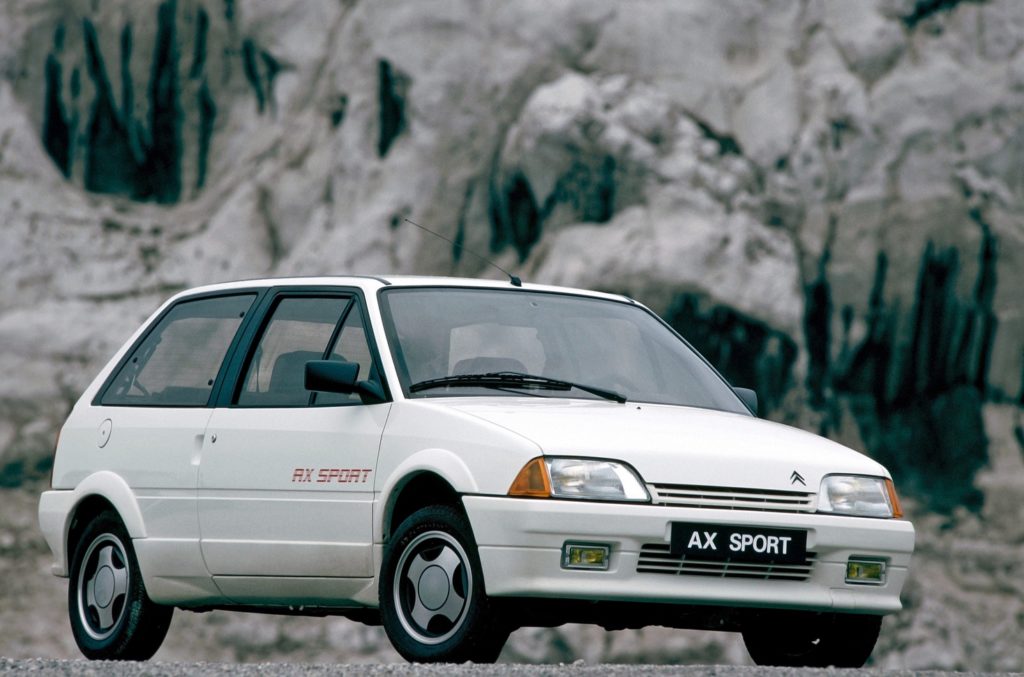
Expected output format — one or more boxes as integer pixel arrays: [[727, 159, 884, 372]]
[[93, 288, 268, 408]]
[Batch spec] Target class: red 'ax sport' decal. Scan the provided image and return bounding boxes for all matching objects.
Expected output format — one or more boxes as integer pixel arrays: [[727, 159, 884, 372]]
[[291, 468, 372, 483]]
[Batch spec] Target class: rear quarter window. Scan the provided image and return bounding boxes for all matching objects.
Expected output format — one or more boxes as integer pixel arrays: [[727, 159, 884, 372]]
[[100, 293, 256, 406]]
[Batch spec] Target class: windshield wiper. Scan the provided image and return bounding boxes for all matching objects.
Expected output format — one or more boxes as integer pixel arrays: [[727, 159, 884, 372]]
[[410, 371, 627, 403]]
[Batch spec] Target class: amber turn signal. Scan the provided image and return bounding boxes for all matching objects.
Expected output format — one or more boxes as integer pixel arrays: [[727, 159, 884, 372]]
[[508, 457, 551, 497], [885, 479, 903, 519]]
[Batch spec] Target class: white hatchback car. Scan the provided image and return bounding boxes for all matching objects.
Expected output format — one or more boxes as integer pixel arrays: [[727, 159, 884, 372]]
[[39, 276, 914, 666]]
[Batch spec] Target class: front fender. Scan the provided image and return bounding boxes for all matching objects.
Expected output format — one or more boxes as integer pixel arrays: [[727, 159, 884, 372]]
[[374, 448, 478, 544]]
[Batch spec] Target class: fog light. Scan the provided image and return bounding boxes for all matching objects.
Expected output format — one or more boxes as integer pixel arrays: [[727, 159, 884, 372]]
[[562, 543, 610, 570], [846, 558, 886, 585]]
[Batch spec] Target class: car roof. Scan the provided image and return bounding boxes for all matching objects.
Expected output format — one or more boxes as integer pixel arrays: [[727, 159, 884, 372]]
[[164, 275, 636, 305]]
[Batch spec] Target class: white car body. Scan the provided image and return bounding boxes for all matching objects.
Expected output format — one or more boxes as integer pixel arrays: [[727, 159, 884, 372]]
[[39, 276, 914, 665]]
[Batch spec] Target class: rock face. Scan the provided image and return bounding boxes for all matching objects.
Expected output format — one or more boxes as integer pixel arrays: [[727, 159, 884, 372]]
[[0, 0, 1022, 669]]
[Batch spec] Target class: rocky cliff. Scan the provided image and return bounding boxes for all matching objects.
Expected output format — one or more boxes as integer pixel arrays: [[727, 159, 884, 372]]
[[1, 0, 1022, 669]]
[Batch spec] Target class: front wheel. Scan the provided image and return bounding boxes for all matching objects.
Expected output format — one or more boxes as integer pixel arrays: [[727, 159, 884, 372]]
[[380, 505, 508, 662], [68, 511, 172, 660], [742, 611, 882, 667]]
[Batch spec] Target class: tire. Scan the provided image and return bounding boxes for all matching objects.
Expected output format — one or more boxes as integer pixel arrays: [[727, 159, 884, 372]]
[[68, 511, 173, 660], [742, 612, 882, 667], [380, 505, 509, 662]]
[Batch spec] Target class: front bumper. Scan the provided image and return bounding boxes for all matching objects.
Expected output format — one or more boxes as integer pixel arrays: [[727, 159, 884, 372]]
[[463, 496, 914, 615]]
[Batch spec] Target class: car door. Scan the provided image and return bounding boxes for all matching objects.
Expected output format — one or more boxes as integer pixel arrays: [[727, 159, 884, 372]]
[[197, 291, 390, 602]]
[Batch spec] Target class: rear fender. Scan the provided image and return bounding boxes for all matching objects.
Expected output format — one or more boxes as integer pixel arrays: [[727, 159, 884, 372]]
[[71, 471, 147, 537]]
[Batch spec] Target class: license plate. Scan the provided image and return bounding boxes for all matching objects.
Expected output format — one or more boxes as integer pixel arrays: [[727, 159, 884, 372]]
[[670, 522, 807, 564]]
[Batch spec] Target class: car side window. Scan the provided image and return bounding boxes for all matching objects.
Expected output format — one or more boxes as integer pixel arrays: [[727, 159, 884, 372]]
[[236, 296, 350, 407], [101, 294, 256, 407], [315, 304, 380, 406]]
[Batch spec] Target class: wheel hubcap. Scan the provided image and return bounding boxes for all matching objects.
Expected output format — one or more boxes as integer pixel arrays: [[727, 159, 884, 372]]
[[417, 565, 451, 610], [92, 565, 116, 608], [394, 531, 471, 645], [77, 535, 130, 641]]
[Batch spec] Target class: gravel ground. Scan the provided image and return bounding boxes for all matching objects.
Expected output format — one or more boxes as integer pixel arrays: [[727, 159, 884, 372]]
[[0, 661, 1003, 677]]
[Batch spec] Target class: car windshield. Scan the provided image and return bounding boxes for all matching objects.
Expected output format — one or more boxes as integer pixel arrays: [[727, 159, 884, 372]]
[[379, 287, 749, 414]]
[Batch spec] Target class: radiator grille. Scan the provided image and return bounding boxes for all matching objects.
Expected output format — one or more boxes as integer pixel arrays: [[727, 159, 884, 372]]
[[649, 483, 815, 513], [637, 543, 816, 581]]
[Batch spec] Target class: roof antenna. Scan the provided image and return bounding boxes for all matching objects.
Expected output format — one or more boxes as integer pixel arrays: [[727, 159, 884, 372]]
[[404, 218, 522, 287]]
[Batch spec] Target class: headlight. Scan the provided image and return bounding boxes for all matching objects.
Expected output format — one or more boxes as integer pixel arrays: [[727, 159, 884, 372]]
[[509, 457, 650, 502], [818, 475, 902, 518]]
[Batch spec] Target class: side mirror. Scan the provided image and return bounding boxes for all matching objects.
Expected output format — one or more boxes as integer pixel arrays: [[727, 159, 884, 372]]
[[305, 360, 386, 405], [306, 360, 359, 393], [733, 387, 758, 416]]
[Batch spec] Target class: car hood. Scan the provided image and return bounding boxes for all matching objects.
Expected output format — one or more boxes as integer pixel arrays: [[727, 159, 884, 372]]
[[441, 398, 888, 493]]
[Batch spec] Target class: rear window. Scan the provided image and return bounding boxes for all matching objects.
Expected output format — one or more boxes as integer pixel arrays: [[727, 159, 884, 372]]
[[100, 294, 256, 407]]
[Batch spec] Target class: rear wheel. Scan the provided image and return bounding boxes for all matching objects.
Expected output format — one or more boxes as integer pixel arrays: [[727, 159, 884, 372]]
[[68, 511, 172, 660], [380, 505, 509, 662], [742, 612, 882, 667]]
